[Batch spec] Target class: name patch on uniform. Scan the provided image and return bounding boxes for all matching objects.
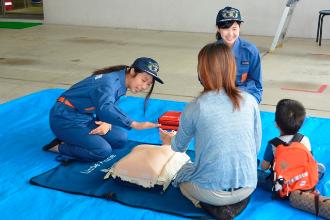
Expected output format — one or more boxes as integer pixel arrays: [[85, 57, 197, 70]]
[[241, 61, 249, 65], [95, 74, 103, 80]]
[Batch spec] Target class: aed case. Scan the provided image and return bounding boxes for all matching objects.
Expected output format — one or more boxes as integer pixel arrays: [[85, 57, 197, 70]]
[[158, 111, 181, 131]]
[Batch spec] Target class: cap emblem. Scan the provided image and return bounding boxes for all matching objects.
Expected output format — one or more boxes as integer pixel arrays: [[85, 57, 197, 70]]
[[147, 62, 159, 73], [222, 8, 239, 19]]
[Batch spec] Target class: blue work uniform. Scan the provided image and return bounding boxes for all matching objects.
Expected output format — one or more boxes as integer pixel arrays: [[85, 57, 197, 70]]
[[231, 37, 263, 103], [49, 69, 133, 161]]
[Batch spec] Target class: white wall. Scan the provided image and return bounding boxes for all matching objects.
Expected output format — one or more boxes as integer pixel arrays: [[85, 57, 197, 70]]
[[43, 0, 330, 39]]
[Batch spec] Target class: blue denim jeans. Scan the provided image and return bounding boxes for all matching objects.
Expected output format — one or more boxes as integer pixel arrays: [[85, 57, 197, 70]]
[[257, 170, 273, 192]]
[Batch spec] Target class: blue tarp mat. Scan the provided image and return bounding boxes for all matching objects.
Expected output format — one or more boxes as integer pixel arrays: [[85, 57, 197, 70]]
[[0, 89, 329, 220]]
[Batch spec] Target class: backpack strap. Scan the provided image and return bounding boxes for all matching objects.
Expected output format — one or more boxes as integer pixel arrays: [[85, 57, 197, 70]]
[[290, 133, 304, 143], [269, 137, 287, 147], [269, 133, 304, 147]]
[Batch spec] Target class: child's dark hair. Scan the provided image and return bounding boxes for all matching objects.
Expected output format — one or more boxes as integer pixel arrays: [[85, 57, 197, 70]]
[[216, 21, 241, 40], [275, 99, 306, 135]]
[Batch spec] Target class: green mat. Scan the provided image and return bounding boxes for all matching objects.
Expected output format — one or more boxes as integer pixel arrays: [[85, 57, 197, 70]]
[[0, 22, 42, 29]]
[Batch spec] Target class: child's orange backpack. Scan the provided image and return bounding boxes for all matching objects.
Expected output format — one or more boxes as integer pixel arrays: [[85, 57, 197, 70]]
[[271, 133, 319, 198]]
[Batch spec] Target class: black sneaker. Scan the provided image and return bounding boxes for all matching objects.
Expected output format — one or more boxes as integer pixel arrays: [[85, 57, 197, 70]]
[[42, 138, 61, 151]]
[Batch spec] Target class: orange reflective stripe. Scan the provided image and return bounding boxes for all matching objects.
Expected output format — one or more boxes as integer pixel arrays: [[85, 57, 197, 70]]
[[241, 72, 248, 83], [84, 107, 95, 111], [57, 97, 65, 102], [57, 97, 75, 109]]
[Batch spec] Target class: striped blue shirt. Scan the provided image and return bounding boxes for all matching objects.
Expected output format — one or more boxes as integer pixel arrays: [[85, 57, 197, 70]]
[[172, 90, 261, 191]]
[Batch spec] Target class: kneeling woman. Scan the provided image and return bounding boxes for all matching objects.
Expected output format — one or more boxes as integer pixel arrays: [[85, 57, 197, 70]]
[[160, 43, 261, 218], [44, 57, 163, 162]]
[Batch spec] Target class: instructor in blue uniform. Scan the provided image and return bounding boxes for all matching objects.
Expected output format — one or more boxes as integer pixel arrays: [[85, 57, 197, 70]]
[[216, 6, 263, 103], [43, 57, 164, 162]]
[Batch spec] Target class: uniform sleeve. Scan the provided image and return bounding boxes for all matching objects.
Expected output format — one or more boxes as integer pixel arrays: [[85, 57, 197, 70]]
[[90, 85, 133, 129], [263, 143, 274, 163], [239, 47, 263, 103], [171, 102, 199, 152]]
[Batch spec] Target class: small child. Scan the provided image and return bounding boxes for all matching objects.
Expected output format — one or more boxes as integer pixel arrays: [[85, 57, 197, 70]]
[[258, 99, 325, 191]]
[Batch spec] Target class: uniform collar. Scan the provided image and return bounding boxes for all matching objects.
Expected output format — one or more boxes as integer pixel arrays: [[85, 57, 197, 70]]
[[232, 37, 241, 58]]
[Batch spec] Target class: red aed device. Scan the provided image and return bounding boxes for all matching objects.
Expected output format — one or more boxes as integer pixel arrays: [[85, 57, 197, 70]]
[[158, 111, 181, 131]]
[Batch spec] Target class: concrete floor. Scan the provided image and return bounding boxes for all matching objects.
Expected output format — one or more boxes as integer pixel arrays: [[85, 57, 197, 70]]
[[0, 22, 330, 117]]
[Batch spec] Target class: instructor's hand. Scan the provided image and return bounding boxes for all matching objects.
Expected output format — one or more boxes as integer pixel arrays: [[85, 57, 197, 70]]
[[131, 121, 160, 130], [89, 121, 112, 135]]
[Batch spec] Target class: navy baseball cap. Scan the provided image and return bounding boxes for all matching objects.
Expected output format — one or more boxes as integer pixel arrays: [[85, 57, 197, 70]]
[[131, 57, 164, 84], [216, 7, 243, 25]]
